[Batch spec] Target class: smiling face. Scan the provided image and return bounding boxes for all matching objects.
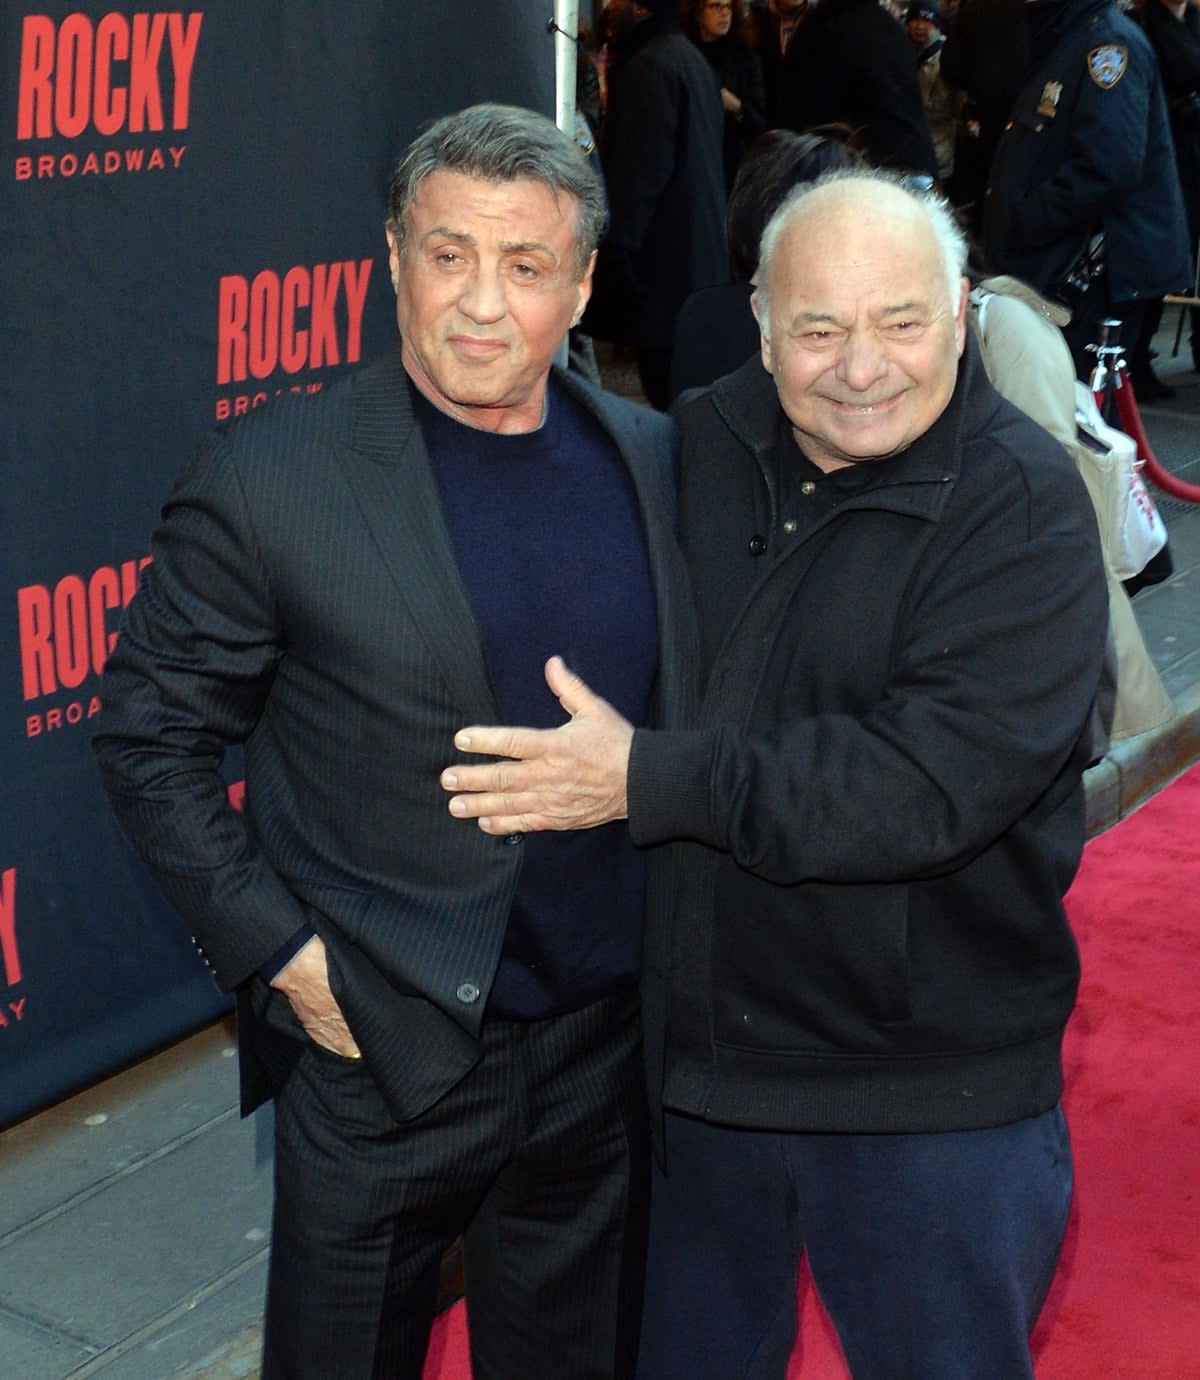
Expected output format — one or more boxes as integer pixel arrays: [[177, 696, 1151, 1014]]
[[753, 186, 967, 472], [387, 169, 593, 434]]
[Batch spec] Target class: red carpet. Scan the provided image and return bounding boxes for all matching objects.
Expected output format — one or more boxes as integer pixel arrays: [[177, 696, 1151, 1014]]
[[425, 764, 1200, 1379]]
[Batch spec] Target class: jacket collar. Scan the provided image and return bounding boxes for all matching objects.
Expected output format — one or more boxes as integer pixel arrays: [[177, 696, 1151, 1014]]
[[346, 343, 620, 462], [343, 347, 620, 466], [338, 342, 496, 722], [348, 340, 418, 460]]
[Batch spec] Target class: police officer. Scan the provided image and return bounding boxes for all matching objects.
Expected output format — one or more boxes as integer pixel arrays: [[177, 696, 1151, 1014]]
[[983, 0, 1191, 392]]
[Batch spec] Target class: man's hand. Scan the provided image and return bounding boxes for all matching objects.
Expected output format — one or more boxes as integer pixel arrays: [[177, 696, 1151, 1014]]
[[441, 656, 634, 834], [271, 934, 362, 1059]]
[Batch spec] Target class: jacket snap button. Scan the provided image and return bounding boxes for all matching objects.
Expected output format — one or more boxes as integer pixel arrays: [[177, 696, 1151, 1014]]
[[456, 982, 480, 1004], [748, 534, 767, 556], [504, 832, 524, 845]]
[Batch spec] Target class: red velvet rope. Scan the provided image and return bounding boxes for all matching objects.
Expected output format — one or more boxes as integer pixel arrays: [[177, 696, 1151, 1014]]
[[1098, 375, 1200, 504]]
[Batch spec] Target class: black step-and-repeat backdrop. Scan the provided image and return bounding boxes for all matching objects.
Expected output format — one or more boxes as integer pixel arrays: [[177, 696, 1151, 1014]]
[[2, 2, 554, 1127]]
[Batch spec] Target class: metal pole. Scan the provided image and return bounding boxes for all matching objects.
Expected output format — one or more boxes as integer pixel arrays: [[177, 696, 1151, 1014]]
[[553, 1, 580, 372], [554, 0, 579, 135]]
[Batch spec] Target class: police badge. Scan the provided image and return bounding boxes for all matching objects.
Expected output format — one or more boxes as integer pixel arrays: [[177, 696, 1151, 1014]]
[[1088, 45, 1128, 89]]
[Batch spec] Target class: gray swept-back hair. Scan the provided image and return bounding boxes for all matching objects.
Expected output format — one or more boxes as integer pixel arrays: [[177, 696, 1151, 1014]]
[[756, 168, 968, 337], [386, 103, 605, 281]]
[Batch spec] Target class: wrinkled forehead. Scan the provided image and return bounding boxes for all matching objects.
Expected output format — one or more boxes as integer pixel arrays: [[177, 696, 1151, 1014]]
[[784, 184, 935, 260], [769, 196, 948, 306]]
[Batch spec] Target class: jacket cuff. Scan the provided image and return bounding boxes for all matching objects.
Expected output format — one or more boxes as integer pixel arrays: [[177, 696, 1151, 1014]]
[[256, 923, 317, 984], [627, 727, 719, 848]]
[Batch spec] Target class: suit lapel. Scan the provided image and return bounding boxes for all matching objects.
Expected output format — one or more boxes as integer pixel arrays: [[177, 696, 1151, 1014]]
[[334, 346, 500, 725]]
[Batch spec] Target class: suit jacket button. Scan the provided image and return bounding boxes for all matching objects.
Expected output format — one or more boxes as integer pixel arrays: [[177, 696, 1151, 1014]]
[[748, 535, 767, 556], [504, 832, 524, 845], [456, 982, 481, 1004]]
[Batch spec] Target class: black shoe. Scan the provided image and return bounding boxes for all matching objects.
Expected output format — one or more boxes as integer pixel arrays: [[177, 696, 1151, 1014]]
[[1123, 543, 1174, 597], [1130, 368, 1176, 402]]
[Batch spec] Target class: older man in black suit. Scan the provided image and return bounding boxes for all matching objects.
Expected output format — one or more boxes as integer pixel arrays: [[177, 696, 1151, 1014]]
[[93, 104, 692, 1380]]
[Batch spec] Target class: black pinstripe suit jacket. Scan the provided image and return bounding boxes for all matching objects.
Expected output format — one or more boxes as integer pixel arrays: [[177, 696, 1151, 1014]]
[[93, 343, 695, 1122]]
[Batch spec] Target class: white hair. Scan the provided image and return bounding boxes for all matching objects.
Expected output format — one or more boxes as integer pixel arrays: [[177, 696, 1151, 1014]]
[[755, 168, 968, 339]]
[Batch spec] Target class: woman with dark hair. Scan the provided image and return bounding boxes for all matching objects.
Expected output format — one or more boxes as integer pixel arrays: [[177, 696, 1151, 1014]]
[[726, 126, 856, 277], [679, 0, 768, 189], [667, 127, 856, 399]]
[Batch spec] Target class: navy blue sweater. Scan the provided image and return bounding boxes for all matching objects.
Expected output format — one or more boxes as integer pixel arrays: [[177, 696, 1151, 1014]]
[[416, 377, 659, 1017]]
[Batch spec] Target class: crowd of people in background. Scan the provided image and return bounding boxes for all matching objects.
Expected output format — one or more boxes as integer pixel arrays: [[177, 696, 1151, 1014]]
[[575, 0, 1199, 406]]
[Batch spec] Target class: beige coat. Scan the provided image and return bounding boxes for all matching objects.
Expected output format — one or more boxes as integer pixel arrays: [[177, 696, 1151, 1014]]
[[970, 276, 1174, 741]]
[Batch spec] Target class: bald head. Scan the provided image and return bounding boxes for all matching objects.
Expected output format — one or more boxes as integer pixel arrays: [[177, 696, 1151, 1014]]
[[749, 170, 969, 473], [756, 171, 967, 335]]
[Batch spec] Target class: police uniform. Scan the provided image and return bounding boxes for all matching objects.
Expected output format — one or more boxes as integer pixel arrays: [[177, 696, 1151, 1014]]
[[983, 0, 1190, 372]]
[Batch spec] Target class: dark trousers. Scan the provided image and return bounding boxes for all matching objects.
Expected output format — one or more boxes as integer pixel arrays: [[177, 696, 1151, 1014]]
[[636, 1106, 1073, 1380], [259, 988, 647, 1379]]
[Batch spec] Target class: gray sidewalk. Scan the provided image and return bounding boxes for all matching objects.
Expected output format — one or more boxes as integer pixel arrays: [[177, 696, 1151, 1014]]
[[3, 320, 1199, 1380]]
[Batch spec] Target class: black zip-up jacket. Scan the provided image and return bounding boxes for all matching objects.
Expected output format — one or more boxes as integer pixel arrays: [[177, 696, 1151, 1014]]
[[983, 0, 1191, 303], [627, 341, 1108, 1134]]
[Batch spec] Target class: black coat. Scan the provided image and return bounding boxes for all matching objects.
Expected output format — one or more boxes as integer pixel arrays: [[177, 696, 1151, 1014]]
[[627, 342, 1108, 1134], [983, 0, 1191, 304], [93, 348, 694, 1123], [694, 34, 768, 189], [1140, 0, 1200, 241], [667, 281, 760, 402], [588, 18, 728, 349], [747, 0, 804, 128], [939, 0, 1029, 186], [777, 0, 938, 177]]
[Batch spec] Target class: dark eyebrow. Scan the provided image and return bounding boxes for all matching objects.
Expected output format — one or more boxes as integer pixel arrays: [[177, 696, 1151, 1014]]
[[421, 227, 475, 248], [788, 300, 933, 330], [499, 239, 559, 263]]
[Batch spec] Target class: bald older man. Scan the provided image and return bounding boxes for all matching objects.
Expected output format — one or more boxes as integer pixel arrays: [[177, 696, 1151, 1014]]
[[442, 172, 1109, 1378]]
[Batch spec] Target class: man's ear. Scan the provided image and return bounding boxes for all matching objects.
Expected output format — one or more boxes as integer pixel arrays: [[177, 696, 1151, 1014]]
[[574, 249, 597, 324], [953, 275, 969, 356], [385, 226, 401, 294], [751, 288, 773, 373]]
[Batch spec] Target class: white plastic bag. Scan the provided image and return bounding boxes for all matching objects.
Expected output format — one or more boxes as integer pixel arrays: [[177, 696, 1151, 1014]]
[[1073, 382, 1168, 580]]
